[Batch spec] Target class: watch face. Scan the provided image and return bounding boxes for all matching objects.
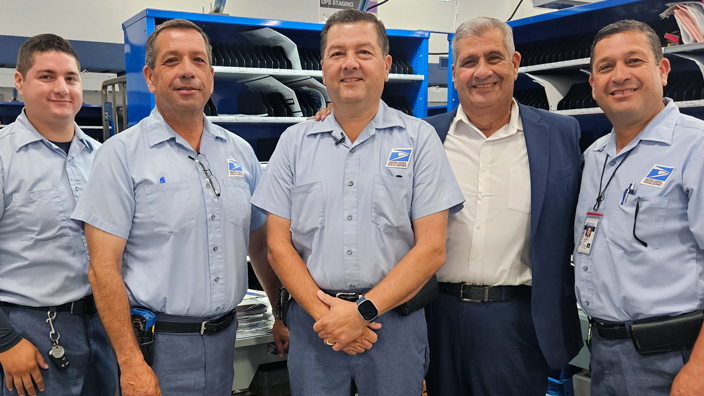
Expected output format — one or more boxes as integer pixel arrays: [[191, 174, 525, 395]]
[[358, 299, 378, 321]]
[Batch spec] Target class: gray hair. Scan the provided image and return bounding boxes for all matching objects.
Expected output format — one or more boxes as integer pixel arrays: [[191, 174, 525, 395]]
[[451, 17, 515, 65], [590, 20, 662, 71], [145, 19, 213, 69]]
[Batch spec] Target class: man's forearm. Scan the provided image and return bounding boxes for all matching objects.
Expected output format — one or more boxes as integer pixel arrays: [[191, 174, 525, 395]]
[[248, 224, 282, 309], [365, 243, 441, 315], [89, 264, 143, 366], [365, 210, 448, 315], [267, 239, 328, 321]]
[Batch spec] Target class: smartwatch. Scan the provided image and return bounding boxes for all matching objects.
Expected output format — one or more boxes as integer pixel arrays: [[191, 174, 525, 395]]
[[356, 296, 379, 322]]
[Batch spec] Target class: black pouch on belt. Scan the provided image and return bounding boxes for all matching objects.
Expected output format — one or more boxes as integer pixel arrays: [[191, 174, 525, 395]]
[[630, 311, 704, 355], [276, 287, 293, 327], [397, 274, 439, 316]]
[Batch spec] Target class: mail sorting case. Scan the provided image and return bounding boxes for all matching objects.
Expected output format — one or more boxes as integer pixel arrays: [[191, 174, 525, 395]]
[[121, 9, 430, 161]]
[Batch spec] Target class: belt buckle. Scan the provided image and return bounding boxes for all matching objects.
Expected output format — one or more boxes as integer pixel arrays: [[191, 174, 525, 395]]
[[335, 292, 359, 301], [460, 284, 490, 303], [200, 320, 209, 335]]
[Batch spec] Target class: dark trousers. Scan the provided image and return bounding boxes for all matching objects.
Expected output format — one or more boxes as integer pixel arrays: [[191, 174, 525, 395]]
[[424, 292, 549, 396], [287, 301, 429, 396], [0, 306, 118, 396], [590, 329, 692, 395], [150, 313, 238, 396]]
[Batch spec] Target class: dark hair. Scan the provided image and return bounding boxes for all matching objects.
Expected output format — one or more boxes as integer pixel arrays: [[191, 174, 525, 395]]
[[16, 34, 80, 78], [320, 9, 389, 57], [145, 19, 213, 69], [590, 20, 663, 71]]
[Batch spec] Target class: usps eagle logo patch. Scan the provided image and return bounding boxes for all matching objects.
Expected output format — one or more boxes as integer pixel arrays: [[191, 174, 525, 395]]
[[640, 164, 675, 188], [228, 160, 244, 177], [386, 148, 413, 169]]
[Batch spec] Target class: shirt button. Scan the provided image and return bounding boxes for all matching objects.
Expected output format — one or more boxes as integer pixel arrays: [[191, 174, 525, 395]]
[[211, 214, 216, 220], [481, 167, 486, 172], [350, 284, 355, 288], [347, 215, 353, 221], [213, 246, 218, 251], [583, 266, 588, 271], [584, 301, 590, 306], [74, 187, 80, 191], [479, 193, 485, 199], [476, 224, 481, 229], [347, 250, 353, 255], [609, 161, 615, 166], [472, 256, 477, 261], [214, 277, 220, 282], [350, 148, 356, 153], [215, 307, 221, 311], [348, 181, 354, 186]]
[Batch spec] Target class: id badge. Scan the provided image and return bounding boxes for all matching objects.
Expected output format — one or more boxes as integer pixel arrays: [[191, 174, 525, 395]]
[[577, 212, 603, 255]]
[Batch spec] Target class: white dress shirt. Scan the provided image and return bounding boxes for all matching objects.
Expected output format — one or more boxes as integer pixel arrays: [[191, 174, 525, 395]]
[[437, 100, 533, 286]]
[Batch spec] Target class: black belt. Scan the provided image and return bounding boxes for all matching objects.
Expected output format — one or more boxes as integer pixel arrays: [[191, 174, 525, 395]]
[[439, 283, 531, 302], [0, 295, 96, 316], [154, 310, 236, 335], [324, 291, 364, 302], [589, 318, 630, 339]]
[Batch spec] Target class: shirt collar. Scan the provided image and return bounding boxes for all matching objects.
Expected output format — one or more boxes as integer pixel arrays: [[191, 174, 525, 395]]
[[304, 100, 405, 137], [13, 108, 95, 154], [594, 98, 677, 154], [146, 108, 225, 148], [451, 99, 522, 139]]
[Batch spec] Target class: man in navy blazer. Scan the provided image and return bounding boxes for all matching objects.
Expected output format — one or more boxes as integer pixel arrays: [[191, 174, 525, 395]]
[[423, 17, 584, 396]]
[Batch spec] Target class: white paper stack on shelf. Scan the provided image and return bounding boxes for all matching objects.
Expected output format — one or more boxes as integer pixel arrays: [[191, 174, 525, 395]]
[[236, 289, 274, 337], [661, 2, 704, 44]]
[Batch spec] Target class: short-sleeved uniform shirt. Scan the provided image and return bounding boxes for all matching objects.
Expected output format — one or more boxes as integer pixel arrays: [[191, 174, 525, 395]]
[[251, 101, 464, 290], [574, 99, 704, 322], [0, 110, 99, 306], [72, 109, 265, 318]]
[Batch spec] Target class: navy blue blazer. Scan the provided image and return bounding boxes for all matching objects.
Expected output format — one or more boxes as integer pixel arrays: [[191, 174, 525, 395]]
[[425, 104, 584, 369]]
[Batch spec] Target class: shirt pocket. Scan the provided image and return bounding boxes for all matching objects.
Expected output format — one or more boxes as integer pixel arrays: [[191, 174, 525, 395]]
[[606, 195, 667, 254], [371, 174, 413, 232], [223, 179, 252, 229], [144, 182, 196, 235], [508, 167, 531, 214], [290, 181, 325, 236], [11, 188, 68, 242]]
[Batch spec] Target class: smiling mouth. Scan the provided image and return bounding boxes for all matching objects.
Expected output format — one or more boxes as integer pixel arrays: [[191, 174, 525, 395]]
[[473, 82, 497, 89], [176, 87, 199, 91], [341, 78, 363, 82], [611, 88, 637, 96]]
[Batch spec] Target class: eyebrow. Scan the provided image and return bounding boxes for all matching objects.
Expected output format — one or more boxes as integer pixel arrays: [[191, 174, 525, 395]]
[[595, 50, 648, 64], [327, 42, 376, 52], [34, 69, 79, 77], [459, 50, 505, 63], [161, 49, 207, 58]]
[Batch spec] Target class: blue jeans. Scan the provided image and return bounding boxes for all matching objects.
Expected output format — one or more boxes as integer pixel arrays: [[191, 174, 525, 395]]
[[0, 306, 118, 396]]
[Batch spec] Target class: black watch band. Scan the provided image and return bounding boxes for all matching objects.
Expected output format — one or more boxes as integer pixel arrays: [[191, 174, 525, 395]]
[[356, 296, 378, 322]]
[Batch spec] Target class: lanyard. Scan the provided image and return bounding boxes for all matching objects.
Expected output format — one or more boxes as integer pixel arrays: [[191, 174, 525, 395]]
[[593, 150, 632, 212]]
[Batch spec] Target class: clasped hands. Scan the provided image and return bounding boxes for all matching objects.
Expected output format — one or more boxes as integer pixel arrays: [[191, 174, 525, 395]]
[[313, 290, 382, 355]]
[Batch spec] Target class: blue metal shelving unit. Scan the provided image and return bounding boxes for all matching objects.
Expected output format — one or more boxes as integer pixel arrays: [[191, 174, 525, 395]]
[[122, 9, 430, 158]]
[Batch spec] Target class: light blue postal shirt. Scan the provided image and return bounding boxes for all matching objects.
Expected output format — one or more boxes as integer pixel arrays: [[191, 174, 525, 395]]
[[72, 109, 265, 318], [251, 101, 464, 291]]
